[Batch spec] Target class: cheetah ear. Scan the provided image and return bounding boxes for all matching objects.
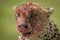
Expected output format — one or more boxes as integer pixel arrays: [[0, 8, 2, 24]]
[[47, 8, 54, 18], [47, 8, 54, 14], [13, 6, 17, 10]]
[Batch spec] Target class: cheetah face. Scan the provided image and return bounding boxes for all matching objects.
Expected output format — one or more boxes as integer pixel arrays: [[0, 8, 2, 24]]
[[14, 2, 54, 37]]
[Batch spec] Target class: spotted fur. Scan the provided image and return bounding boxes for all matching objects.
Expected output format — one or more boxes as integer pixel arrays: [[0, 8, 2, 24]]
[[14, 2, 60, 40]]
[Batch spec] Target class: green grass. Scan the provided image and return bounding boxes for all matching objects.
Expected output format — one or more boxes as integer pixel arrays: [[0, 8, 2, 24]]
[[0, 0, 60, 40]]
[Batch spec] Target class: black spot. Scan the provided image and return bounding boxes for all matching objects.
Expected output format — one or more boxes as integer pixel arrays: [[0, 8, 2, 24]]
[[45, 39, 48, 40], [54, 33, 56, 35], [54, 24, 57, 27], [48, 39, 51, 40], [38, 36, 40, 38], [50, 25, 52, 28], [57, 33, 60, 36], [47, 15, 49, 18], [49, 22, 52, 25], [54, 28, 59, 32], [43, 38, 48, 40], [44, 25, 46, 26], [44, 34, 47, 37], [51, 37, 53, 39], [57, 37, 60, 39], [53, 35, 56, 38], [56, 38, 60, 40]]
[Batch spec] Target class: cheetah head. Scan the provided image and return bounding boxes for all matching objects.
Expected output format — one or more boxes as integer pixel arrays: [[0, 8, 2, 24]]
[[13, 2, 54, 37]]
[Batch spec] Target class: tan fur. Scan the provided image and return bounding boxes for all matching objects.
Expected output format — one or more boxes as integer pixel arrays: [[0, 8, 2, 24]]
[[14, 2, 60, 40]]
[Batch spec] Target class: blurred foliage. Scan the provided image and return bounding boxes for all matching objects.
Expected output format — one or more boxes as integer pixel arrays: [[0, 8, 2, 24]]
[[0, 0, 60, 40]]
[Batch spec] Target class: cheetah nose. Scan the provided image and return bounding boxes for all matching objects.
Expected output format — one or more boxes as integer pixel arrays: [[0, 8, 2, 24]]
[[24, 25, 28, 28], [18, 24, 28, 33]]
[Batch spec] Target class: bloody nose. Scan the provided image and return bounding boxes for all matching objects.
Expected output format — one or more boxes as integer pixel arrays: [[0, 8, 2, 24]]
[[18, 24, 28, 28], [18, 24, 28, 33]]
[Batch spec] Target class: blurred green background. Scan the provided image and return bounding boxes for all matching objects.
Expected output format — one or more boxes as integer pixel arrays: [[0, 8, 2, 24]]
[[0, 0, 60, 40]]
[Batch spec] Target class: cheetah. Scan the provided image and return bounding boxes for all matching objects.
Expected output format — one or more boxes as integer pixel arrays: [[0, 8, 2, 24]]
[[13, 2, 60, 40]]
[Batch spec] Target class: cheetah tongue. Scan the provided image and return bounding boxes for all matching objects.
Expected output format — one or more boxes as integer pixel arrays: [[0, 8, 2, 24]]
[[18, 26, 28, 33]]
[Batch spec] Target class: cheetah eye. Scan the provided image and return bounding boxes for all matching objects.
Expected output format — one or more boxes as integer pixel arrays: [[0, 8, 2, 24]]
[[16, 13, 20, 17], [30, 14, 36, 18]]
